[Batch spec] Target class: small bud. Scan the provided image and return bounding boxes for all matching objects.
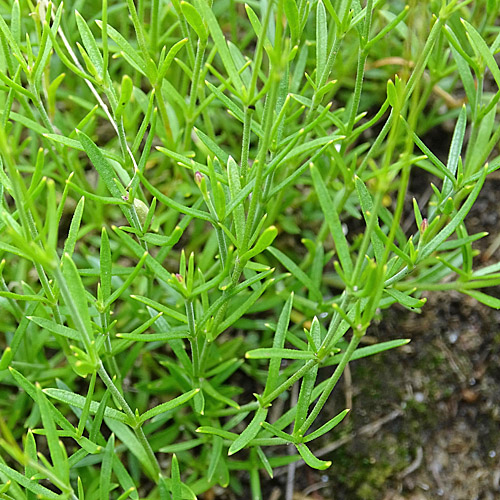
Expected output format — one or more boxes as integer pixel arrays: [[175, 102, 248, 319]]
[[175, 273, 183, 282], [133, 198, 149, 225], [420, 218, 428, 233], [194, 171, 203, 186]]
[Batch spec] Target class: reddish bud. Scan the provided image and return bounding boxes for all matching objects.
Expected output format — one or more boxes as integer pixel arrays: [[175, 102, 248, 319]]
[[420, 218, 428, 233]]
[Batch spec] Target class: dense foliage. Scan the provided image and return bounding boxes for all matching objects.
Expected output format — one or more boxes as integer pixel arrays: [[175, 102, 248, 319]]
[[1, 0, 500, 498]]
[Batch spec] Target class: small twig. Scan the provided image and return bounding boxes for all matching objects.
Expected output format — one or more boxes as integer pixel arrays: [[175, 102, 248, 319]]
[[398, 446, 423, 479], [344, 362, 353, 411]]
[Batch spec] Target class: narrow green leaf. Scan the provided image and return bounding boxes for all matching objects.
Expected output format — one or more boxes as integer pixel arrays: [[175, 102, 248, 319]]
[[443, 105, 466, 197], [256, 446, 274, 478], [194, 127, 229, 165], [196, 426, 238, 441], [245, 348, 314, 360], [11, 0, 20, 44], [384, 288, 426, 310], [260, 421, 294, 442], [447, 41, 476, 108], [462, 289, 500, 309], [0, 291, 49, 303], [138, 169, 213, 222], [296, 443, 331, 470], [244, 3, 273, 57], [43, 388, 130, 424], [110, 456, 137, 500], [267, 246, 322, 302], [116, 331, 190, 342], [263, 293, 293, 396], [141, 226, 184, 247], [355, 176, 384, 263], [77, 371, 97, 438], [310, 164, 353, 278], [90, 389, 110, 443], [215, 279, 275, 337], [0, 13, 28, 73], [62, 197, 85, 258], [304, 409, 349, 442], [112, 227, 176, 286], [28, 316, 80, 341], [60, 254, 95, 351], [228, 407, 268, 455], [316, 1, 327, 85], [36, 383, 69, 482], [323, 339, 410, 366], [104, 418, 155, 477], [138, 389, 199, 424], [195, 0, 243, 93], [75, 11, 104, 78], [104, 251, 148, 308], [293, 324, 321, 433], [201, 380, 239, 409], [130, 295, 188, 323], [159, 439, 203, 453], [0, 463, 60, 499], [171, 454, 181, 500], [100, 227, 112, 303], [181, 1, 208, 42], [240, 226, 278, 263], [100, 433, 115, 500], [76, 130, 130, 206], [207, 435, 223, 481], [284, 0, 300, 45], [77, 476, 85, 499], [25, 428, 38, 491], [96, 20, 146, 76], [462, 19, 500, 89], [403, 119, 455, 182], [420, 167, 487, 260], [115, 74, 133, 119], [157, 38, 189, 81]]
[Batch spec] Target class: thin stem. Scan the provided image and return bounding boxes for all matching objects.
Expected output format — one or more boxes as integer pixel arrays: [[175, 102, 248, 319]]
[[97, 362, 161, 477], [262, 360, 316, 407], [240, 106, 254, 184], [184, 39, 207, 150], [150, 0, 159, 55], [186, 300, 200, 377], [243, 69, 280, 253], [298, 331, 363, 436]]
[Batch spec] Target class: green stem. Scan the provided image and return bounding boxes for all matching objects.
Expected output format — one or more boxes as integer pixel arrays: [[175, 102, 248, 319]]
[[298, 331, 362, 435], [243, 69, 280, 253], [262, 359, 316, 407], [240, 106, 254, 184], [97, 362, 161, 478], [247, 1, 274, 103], [150, 0, 159, 55], [186, 300, 201, 377], [184, 39, 206, 150]]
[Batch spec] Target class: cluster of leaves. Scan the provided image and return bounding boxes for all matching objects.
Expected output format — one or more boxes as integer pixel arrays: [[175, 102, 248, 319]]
[[1, 0, 500, 498]]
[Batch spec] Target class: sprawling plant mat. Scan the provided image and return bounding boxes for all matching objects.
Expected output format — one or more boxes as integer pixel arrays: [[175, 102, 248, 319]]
[[0, 0, 499, 498]]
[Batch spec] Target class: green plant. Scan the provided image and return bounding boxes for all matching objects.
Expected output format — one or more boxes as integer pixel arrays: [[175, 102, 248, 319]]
[[1, 0, 500, 498]]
